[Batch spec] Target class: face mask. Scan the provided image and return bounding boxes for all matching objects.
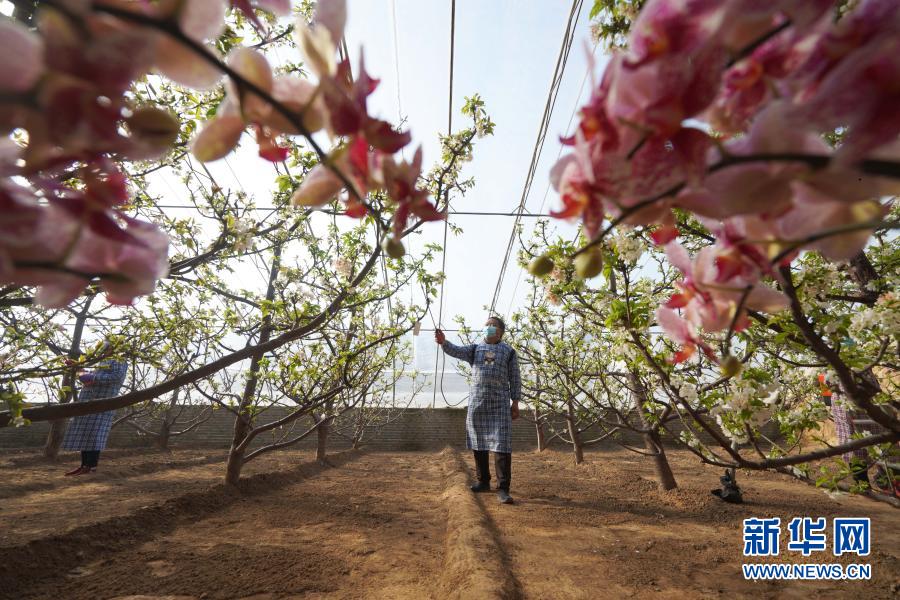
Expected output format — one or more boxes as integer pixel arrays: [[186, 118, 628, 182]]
[[483, 325, 498, 339]]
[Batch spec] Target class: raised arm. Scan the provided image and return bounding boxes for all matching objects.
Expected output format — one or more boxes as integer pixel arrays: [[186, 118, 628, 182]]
[[435, 328, 476, 365], [441, 341, 477, 365]]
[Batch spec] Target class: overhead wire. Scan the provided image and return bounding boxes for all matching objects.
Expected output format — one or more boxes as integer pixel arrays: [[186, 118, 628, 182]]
[[431, 0, 458, 409], [384, 1, 405, 406], [154, 205, 557, 217], [504, 41, 598, 318], [489, 0, 584, 316], [390, 0, 407, 161]]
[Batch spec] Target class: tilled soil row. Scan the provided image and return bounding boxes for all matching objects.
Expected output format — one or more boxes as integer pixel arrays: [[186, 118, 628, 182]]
[[0, 450, 360, 599], [4, 449, 522, 600], [438, 450, 521, 600]]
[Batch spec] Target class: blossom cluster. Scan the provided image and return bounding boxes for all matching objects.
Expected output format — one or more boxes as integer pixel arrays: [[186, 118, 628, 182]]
[[1, 0, 436, 307], [850, 292, 900, 338], [548, 0, 900, 361], [269, 0, 443, 242]]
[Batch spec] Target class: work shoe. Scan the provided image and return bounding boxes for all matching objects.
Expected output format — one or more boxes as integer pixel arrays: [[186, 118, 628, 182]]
[[64, 466, 87, 476], [498, 490, 514, 504], [470, 482, 491, 493]]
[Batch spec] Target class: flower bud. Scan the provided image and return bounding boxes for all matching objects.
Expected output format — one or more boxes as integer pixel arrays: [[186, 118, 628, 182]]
[[720, 354, 743, 378], [382, 237, 405, 259], [528, 255, 554, 277], [126, 107, 180, 157], [574, 248, 603, 279]]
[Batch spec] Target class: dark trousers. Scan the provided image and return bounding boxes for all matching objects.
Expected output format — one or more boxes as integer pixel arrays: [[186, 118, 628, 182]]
[[81, 450, 100, 468], [473, 450, 511, 491]]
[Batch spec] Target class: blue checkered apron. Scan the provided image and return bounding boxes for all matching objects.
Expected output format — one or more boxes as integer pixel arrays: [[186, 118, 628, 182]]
[[62, 359, 128, 452], [442, 341, 521, 453]]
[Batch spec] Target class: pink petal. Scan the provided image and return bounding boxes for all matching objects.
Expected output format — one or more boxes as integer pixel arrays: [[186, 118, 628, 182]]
[[263, 75, 326, 134], [290, 164, 344, 207], [254, 0, 291, 15], [0, 19, 44, 93], [226, 47, 273, 93], [33, 274, 91, 309], [155, 39, 224, 90], [692, 247, 718, 287], [656, 307, 692, 345], [191, 115, 245, 162], [549, 154, 577, 192], [745, 285, 790, 313], [779, 183, 886, 261], [315, 0, 346, 46], [664, 241, 692, 275], [179, 0, 228, 42]]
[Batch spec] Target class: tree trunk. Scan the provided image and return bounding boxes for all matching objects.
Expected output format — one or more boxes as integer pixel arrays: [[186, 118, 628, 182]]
[[315, 415, 331, 464], [629, 371, 677, 490], [352, 408, 364, 449], [847, 251, 879, 303], [43, 418, 68, 460], [565, 398, 583, 464], [533, 405, 546, 452], [644, 428, 677, 491], [44, 295, 95, 459], [156, 388, 179, 451], [225, 244, 282, 486], [225, 350, 266, 485], [157, 420, 171, 451]]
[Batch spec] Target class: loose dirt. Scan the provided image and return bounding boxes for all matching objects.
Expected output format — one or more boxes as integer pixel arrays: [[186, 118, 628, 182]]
[[1, 446, 897, 599]]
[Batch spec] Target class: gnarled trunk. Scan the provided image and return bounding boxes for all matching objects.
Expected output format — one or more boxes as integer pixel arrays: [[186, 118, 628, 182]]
[[225, 244, 282, 486], [629, 371, 677, 490]]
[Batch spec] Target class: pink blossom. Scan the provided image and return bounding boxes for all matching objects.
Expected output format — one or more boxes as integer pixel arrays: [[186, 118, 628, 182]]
[[664, 240, 788, 336], [178, 0, 227, 43], [321, 55, 411, 153], [676, 101, 828, 219], [265, 75, 327, 134], [775, 183, 887, 262], [655, 306, 714, 364], [607, 1, 728, 138], [68, 214, 170, 305], [375, 147, 443, 236], [191, 114, 246, 163], [549, 150, 605, 239], [1, 167, 169, 308]]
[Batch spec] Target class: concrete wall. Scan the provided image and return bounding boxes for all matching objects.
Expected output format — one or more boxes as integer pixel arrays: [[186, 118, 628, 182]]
[[0, 406, 657, 452]]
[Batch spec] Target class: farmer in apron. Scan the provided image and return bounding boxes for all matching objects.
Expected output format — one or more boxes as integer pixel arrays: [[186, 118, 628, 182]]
[[62, 344, 128, 476], [435, 316, 521, 504]]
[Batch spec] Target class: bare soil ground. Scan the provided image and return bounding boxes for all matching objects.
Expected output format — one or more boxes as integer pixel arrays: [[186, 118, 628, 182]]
[[0, 446, 897, 599]]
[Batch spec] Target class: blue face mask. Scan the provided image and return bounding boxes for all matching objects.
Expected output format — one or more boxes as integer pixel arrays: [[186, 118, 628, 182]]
[[483, 325, 498, 339]]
